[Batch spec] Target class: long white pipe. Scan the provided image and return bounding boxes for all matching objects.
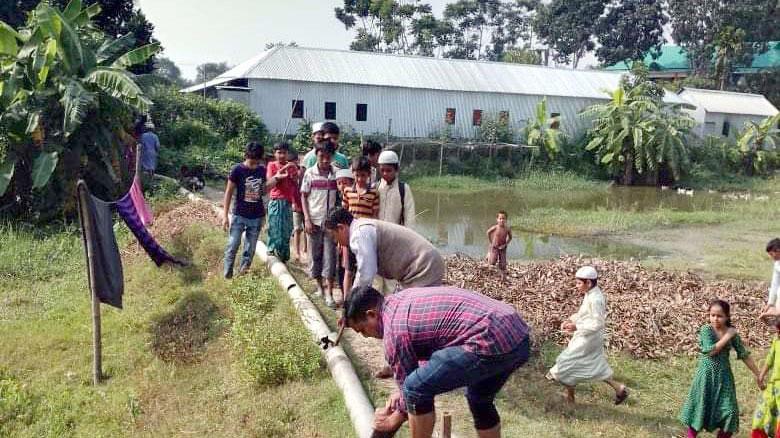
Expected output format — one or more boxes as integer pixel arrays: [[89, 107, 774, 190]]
[[172, 183, 376, 438]]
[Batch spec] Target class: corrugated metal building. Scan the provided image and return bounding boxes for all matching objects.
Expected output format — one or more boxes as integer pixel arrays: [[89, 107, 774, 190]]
[[677, 88, 779, 138], [182, 46, 688, 139]]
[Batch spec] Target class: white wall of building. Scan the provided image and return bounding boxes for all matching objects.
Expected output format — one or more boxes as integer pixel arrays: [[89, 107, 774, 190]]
[[247, 79, 603, 139]]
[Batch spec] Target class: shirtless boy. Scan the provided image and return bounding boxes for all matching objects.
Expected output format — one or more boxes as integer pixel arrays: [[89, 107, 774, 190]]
[[487, 210, 512, 281]]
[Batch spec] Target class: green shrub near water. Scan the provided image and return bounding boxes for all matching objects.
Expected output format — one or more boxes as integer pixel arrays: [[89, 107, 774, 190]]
[[230, 276, 320, 386]]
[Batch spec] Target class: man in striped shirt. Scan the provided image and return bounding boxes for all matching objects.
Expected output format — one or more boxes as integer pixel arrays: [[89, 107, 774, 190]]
[[345, 285, 530, 438]]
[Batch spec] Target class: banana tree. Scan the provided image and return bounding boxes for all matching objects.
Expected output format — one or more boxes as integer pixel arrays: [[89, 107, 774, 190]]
[[522, 97, 561, 162], [737, 113, 780, 176], [0, 0, 159, 215], [580, 83, 693, 185]]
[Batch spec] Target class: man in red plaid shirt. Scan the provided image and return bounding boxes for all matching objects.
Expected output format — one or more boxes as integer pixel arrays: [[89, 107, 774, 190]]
[[345, 285, 530, 437]]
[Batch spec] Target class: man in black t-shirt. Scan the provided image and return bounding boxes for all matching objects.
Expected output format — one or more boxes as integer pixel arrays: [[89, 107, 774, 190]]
[[222, 142, 268, 278]]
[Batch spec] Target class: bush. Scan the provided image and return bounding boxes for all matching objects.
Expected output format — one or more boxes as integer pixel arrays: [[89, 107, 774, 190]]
[[230, 276, 321, 386]]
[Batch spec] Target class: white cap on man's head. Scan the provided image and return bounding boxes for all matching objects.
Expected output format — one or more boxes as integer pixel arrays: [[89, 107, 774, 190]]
[[335, 168, 354, 180], [311, 122, 324, 133], [378, 150, 399, 165], [575, 266, 598, 280]]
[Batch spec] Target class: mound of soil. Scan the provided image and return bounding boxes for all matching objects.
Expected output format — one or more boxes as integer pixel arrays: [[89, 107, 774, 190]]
[[445, 255, 772, 358]]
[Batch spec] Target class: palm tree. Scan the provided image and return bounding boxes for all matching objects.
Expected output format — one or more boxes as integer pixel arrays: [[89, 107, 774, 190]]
[[0, 0, 160, 216]]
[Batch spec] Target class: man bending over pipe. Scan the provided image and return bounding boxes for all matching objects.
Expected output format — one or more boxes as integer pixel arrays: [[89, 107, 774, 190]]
[[344, 285, 531, 437], [324, 208, 444, 298]]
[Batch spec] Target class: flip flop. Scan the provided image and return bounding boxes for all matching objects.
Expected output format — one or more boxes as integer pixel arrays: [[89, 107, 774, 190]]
[[614, 387, 629, 405]]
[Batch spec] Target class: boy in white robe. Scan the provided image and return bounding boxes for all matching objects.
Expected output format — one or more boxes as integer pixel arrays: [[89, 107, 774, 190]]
[[546, 266, 629, 404]]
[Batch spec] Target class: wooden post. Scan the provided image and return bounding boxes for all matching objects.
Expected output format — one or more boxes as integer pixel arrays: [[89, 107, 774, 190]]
[[399, 143, 405, 166], [442, 411, 452, 438], [386, 118, 392, 145], [77, 182, 102, 385], [439, 142, 444, 177]]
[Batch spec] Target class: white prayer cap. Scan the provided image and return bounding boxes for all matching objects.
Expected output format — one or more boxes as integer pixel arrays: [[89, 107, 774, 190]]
[[335, 168, 354, 180], [378, 150, 399, 165], [575, 266, 598, 280], [311, 122, 324, 133]]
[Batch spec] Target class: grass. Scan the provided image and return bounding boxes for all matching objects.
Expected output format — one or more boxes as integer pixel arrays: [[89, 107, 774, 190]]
[[409, 171, 607, 193], [408, 342, 767, 437], [0, 218, 353, 437]]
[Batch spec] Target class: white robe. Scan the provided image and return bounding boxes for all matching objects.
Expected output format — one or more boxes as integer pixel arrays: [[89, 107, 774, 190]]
[[548, 286, 613, 386]]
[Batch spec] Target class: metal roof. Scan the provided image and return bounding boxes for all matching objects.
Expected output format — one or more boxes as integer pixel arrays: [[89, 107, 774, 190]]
[[183, 46, 630, 100], [678, 88, 779, 117]]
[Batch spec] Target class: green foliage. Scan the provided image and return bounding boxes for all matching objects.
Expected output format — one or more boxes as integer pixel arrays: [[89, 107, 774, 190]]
[[0, 0, 160, 218], [594, 0, 666, 66], [736, 113, 780, 175], [533, 0, 606, 67], [291, 120, 312, 153], [0, 369, 37, 433], [148, 87, 267, 177], [0, 222, 81, 281], [580, 78, 693, 185], [230, 276, 321, 386], [479, 112, 514, 144], [522, 97, 562, 161]]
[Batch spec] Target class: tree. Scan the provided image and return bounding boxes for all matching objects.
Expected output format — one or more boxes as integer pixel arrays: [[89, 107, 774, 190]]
[[196, 62, 231, 83], [335, 0, 436, 54], [0, 0, 159, 73], [713, 26, 745, 90], [581, 77, 693, 185], [534, 0, 607, 68], [595, 0, 666, 66], [0, 0, 160, 216], [522, 98, 561, 162], [667, 0, 779, 76], [736, 113, 780, 175], [441, 0, 538, 61], [501, 46, 541, 64], [154, 56, 190, 88], [265, 41, 298, 50]]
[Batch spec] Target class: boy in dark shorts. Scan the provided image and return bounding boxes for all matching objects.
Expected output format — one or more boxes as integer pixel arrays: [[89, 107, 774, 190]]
[[486, 210, 512, 281]]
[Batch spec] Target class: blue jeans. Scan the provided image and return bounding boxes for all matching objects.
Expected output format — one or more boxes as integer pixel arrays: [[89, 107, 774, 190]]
[[402, 337, 530, 430], [223, 214, 264, 278]]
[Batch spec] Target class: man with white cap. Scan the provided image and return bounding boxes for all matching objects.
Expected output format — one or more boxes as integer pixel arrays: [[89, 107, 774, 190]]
[[302, 122, 349, 170], [546, 266, 629, 405], [377, 150, 415, 227]]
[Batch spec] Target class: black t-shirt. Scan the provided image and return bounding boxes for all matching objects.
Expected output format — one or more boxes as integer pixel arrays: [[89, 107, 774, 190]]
[[229, 163, 266, 219]]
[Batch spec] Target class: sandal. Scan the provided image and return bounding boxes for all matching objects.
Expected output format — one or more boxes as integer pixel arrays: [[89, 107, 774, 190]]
[[614, 387, 629, 405]]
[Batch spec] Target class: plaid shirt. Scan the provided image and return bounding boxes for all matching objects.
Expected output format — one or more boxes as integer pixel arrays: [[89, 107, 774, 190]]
[[381, 286, 529, 412]]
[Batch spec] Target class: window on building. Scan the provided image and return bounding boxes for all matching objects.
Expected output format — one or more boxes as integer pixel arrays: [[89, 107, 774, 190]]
[[292, 100, 304, 119], [325, 102, 336, 120], [356, 103, 368, 121], [722, 120, 730, 137], [445, 108, 456, 125], [499, 110, 509, 123], [472, 110, 482, 126], [550, 112, 561, 129]]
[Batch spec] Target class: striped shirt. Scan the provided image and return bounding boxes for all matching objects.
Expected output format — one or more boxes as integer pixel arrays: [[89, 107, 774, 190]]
[[381, 286, 529, 411], [342, 185, 379, 218]]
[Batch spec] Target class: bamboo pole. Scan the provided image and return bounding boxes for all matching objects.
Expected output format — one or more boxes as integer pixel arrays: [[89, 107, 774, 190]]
[[439, 142, 444, 177], [76, 182, 102, 385]]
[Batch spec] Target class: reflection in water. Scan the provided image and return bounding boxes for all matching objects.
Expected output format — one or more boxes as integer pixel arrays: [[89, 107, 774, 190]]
[[409, 187, 712, 261]]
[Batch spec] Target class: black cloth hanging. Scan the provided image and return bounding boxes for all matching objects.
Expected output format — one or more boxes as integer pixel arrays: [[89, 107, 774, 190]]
[[77, 182, 124, 309]]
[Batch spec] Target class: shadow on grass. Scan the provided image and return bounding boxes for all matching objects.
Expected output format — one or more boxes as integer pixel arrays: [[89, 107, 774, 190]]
[[150, 291, 225, 363], [166, 233, 204, 285]]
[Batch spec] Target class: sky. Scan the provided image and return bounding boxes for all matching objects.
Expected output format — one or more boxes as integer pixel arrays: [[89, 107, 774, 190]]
[[137, 0, 451, 80]]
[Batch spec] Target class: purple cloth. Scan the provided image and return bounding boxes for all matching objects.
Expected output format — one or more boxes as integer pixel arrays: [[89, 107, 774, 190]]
[[115, 190, 182, 267]]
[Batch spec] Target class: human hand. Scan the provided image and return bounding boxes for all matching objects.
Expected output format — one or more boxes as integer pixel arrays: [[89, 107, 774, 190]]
[[373, 408, 405, 432], [275, 169, 289, 180], [305, 219, 314, 234], [757, 375, 767, 390], [385, 390, 402, 410], [222, 215, 230, 232]]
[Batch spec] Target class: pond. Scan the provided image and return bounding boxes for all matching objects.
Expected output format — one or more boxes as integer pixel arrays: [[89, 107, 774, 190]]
[[411, 186, 729, 261]]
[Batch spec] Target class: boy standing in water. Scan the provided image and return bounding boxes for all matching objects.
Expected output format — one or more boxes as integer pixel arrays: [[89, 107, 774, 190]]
[[486, 210, 512, 281]]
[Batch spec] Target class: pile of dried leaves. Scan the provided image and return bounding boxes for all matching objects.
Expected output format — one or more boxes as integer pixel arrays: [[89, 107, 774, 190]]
[[445, 255, 772, 358]]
